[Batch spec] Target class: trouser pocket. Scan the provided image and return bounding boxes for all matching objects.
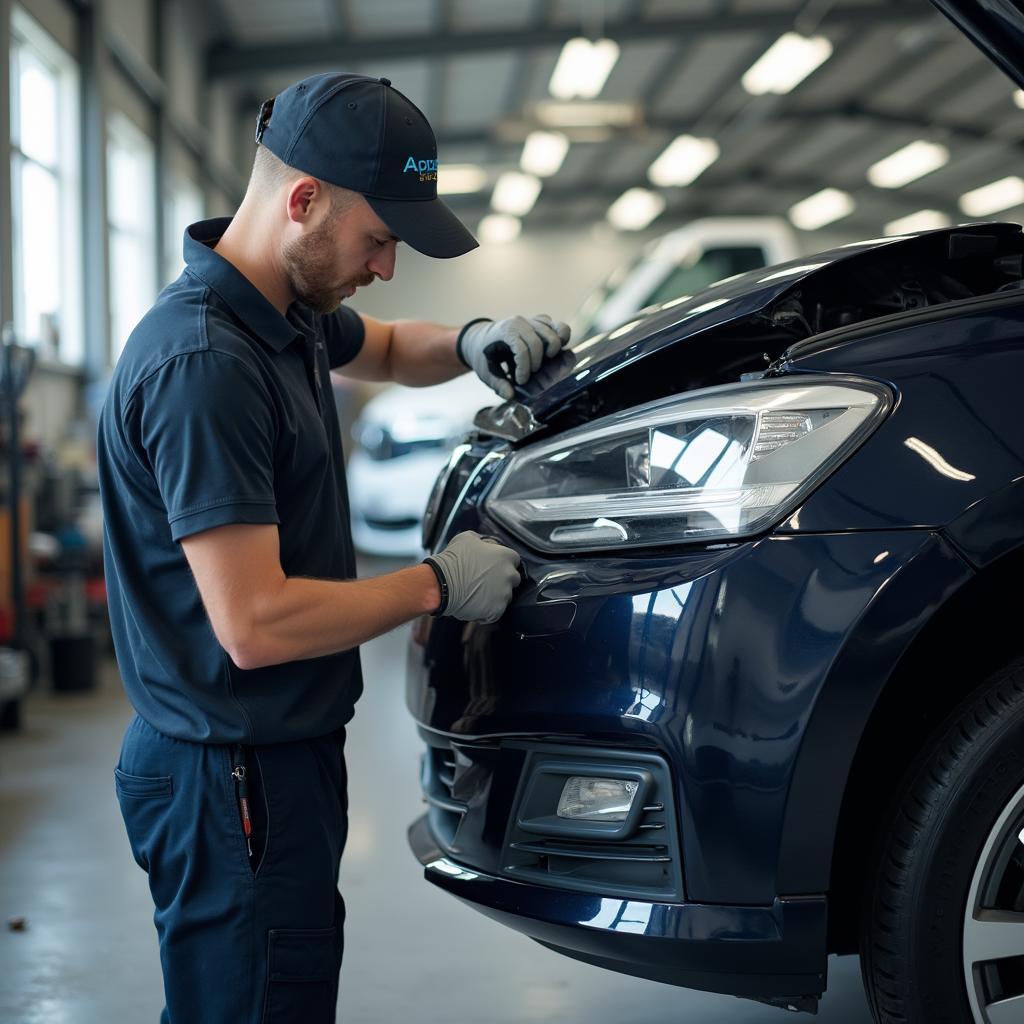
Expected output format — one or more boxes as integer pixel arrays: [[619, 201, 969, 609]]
[[261, 927, 341, 1023], [114, 767, 173, 872]]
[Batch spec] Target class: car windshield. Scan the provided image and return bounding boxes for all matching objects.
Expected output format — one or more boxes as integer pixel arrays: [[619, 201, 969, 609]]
[[576, 245, 771, 340], [644, 246, 768, 307]]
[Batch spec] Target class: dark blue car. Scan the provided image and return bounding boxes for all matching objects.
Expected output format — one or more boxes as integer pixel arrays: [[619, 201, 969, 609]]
[[407, 4, 1024, 1019]]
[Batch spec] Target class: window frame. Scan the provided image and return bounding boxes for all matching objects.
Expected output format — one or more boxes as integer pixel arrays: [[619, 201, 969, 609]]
[[9, 5, 84, 369]]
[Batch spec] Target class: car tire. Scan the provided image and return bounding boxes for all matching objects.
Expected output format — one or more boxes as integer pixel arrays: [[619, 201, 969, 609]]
[[860, 660, 1024, 1024]]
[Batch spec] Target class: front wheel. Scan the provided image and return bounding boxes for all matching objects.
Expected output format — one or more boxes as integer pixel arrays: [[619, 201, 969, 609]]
[[861, 661, 1024, 1024]]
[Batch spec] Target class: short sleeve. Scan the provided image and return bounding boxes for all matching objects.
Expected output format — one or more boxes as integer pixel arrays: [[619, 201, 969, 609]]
[[320, 305, 366, 368], [128, 350, 280, 542]]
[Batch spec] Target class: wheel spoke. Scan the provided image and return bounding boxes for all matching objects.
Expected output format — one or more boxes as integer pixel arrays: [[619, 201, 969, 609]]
[[964, 909, 1024, 965], [985, 992, 1024, 1024]]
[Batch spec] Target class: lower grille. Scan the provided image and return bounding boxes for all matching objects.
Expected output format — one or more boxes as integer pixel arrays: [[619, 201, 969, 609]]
[[418, 737, 684, 902], [422, 743, 466, 848]]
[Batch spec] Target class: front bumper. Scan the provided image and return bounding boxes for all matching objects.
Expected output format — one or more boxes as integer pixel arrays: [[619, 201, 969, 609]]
[[409, 813, 826, 1005]]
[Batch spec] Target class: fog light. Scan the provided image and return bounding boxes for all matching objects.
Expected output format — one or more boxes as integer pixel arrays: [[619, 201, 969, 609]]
[[556, 776, 639, 822]]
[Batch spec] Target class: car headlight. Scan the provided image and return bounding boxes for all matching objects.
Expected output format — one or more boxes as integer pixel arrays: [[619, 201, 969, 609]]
[[485, 376, 891, 552]]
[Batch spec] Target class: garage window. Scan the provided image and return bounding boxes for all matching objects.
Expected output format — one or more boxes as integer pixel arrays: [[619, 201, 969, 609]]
[[107, 112, 157, 363], [9, 7, 83, 366], [163, 175, 204, 285]]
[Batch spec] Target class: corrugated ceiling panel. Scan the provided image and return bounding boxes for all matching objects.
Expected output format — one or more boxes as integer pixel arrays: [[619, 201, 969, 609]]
[[789, 27, 901, 107], [871, 42, 990, 114], [597, 134, 669, 186], [217, 0, 333, 41], [452, 0, 546, 31], [444, 53, 519, 130], [348, 0, 438, 37], [643, 0, 718, 16], [825, 124, 932, 186], [711, 118, 795, 176], [936, 72, 1018, 124], [766, 117, 867, 177], [544, 143, 600, 188], [548, 0, 636, 27], [651, 31, 764, 119], [518, 48, 566, 105], [599, 39, 679, 103]]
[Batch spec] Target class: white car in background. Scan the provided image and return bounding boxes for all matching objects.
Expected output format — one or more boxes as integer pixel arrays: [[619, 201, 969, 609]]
[[573, 216, 800, 339], [348, 372, 495, 558], [349, 217, 801, 558]]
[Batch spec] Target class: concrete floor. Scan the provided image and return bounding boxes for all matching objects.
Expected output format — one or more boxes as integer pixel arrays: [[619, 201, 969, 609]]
[[0, 591, 874, 1023]]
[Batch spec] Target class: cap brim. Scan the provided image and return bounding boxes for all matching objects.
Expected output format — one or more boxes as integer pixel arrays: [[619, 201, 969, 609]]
[[366, 195, 478, 259]]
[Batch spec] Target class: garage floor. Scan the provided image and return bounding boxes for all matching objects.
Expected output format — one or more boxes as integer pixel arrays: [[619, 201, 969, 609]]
[[0, 575, 873, 1023]]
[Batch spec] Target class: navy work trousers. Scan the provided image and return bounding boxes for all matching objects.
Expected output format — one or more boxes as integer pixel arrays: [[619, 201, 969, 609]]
[[114, 714, 348, 1023]]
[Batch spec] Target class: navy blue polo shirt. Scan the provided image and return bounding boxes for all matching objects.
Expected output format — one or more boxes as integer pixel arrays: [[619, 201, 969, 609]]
[[98, 217, 366, 745]]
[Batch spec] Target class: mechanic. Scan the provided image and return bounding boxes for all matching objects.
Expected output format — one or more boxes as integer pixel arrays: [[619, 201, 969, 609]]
[[96, 72, 569, 1023]]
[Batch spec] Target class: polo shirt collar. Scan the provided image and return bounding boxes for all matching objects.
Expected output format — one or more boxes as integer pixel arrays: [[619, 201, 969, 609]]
[[183, 217, 306, 353]]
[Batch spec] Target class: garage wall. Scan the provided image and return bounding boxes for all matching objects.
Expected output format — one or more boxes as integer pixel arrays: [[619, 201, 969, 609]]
[[351, 225, 647, 327]]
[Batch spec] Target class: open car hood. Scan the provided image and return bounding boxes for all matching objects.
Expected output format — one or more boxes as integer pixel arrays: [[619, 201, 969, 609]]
[[476, 223, 1024, 439], [930, 0, 1024, 93]]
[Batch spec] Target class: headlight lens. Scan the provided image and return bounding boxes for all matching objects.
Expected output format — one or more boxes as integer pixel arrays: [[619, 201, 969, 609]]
[[485, 377, 890, 552]]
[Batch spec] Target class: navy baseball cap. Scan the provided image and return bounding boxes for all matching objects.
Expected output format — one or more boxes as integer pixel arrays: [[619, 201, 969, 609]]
[[255, 72, 477, 259]]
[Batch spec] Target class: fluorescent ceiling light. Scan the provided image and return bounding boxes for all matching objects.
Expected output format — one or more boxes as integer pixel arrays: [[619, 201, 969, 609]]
[[1015, 90, 1024, 109], [648, 135, 720, 188], [607, 188, 666, 231], [478, 214, 521, 244], [884, 210, 951, 235], [959, 176, 1024, 216], [437, 164, 488, 195], [549, 37, 620, 100], [491, 171, 542, 216], [520, 131, 569, 177], [867, 141, 949, 189], [742, 32, 833, 96], [533, 100, 639, 128], [788, 188, 855, 230]]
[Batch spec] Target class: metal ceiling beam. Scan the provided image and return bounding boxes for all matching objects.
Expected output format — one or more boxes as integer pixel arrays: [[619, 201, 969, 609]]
[[431, 103, 1021, 150], [440, 171, 957, 213], [206, 1, 927, 79]]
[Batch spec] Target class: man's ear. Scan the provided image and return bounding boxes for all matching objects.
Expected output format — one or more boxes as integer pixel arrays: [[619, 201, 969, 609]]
[[285, 176, 319, 224]]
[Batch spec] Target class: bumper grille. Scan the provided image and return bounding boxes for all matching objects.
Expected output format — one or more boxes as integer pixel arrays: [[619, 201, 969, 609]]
[[422, 744, 466, 848], [501, 749, 683, 901], [419, 736, 684, 902]]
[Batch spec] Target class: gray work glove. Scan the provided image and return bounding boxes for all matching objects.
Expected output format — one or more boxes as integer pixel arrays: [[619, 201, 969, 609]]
[[457, 314, 571, 401], [424, 531, 522, 623]]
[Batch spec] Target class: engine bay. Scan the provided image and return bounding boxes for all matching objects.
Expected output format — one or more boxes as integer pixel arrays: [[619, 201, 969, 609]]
[[519, 225, 1024, 440]]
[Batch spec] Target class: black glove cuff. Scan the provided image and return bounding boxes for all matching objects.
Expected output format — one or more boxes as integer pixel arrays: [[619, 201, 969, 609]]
[[422, 557, 449, 617], [455, 318, 493, 368]]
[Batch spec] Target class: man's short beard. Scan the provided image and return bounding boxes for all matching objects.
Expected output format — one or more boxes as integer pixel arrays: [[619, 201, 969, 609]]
[[281, 212, 352, 315]]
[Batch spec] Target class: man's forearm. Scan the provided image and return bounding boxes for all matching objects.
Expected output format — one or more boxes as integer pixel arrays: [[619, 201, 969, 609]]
[[236, 563, 440, 669], [385, 319, 465, 386]]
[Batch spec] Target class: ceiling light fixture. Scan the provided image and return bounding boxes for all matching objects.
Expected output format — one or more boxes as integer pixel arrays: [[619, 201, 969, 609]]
[[959, 176, 1024, 216], [884, 210, 952, 235], [533, 100, 639, 129], [549, 37, 620, 100], [478, 214, 521, 244], [867, 141, 949, 189], [742, 32, 833, 96], [491, 171, 542, 216], [647, 135, 720, 188], [436, 164, 488, 195], [520, 131, 570, 177], [607, 188, 666, 231], [788, 188, 855, 230]]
